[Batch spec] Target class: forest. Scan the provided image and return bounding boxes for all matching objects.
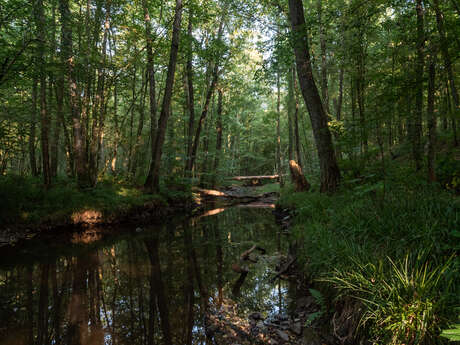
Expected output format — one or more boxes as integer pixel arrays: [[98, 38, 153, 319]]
[[0, 0, 459, 344]]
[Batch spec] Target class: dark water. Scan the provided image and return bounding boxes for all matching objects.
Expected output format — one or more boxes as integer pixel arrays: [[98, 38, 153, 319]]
[[0, 205, 294, 345]]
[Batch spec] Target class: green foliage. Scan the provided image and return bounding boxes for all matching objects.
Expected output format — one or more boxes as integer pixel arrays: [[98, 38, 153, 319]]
[[279, 159, 459, 343], [305, 288, 326, 326], [0, 175, 170, 226], [325, 254, 455, 344]]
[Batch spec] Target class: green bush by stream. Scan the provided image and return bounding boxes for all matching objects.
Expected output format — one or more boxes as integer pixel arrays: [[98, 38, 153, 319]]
[[279, 160, 459, 344]]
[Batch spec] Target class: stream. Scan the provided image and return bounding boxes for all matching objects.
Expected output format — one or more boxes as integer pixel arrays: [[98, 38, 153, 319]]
[[0, 202, 326, 345]]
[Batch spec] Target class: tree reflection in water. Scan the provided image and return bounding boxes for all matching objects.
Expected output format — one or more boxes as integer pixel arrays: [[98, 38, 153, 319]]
[[0, 206, 291, 345]]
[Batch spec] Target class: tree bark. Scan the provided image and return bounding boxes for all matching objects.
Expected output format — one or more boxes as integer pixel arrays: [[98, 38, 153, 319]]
[[143, 0, 158, 182], [288, 0, 340, 192], [413, 0, 424, 170], [289, 160, 310, 192], [34, 0, 51, 187], [59, 0, 90, 188], [317, 0, 329, 115], [89, 0, 111, 185], [145, 0, 183, 192], [30, 76, 38, 176], [211, 90, 223, 188], [427, 52, 436, 182], [185, 9, 196, 174], [276, 69, 283, 186], [292, 66, 302, 168]]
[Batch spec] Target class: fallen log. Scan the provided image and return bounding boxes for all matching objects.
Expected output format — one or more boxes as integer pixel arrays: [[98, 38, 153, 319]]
[[240, 244, 266, 261], [230, 175, 281, 181]]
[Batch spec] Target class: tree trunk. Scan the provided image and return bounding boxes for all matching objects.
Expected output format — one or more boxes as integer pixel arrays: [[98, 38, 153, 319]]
[[287, 67, 295, 163], [413, 0, 424, 170], [292, 66, 302, 168], [143, 0, 158, 183], [89, 0, 111, 185], [211, 89, 223, 188], [289, 160, 310, 192], [317, 0, 329, 115], [433, 0, 459, 133], [276, 70, 283, 186], [59, 0, 90, 188], [185, 9, 196, 174], [186, 13, 226, 175], [49, 1, 59, 179], [34, 0, 51, 187], [288, 0, 340, 192], [145, 0, 183, 192], [30, 76, 38, 176], [427, 52, 436, 182]]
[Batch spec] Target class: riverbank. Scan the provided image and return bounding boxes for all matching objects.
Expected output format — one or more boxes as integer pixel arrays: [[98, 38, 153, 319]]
[[277, 156, 460, 344], [0, 175, 197, 246]]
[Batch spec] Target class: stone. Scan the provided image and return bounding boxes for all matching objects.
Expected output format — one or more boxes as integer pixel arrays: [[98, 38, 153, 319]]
[[290, 322, 302, 335], [276, 329, 289, 342], [269, 339, 279, 345]]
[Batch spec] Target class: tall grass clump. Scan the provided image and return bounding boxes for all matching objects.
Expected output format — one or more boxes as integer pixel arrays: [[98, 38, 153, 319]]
[[324, 253, 456, 344]]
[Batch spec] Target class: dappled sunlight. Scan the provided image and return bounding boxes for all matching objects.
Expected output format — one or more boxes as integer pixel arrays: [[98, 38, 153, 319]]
[[71, 210, 103, 224]]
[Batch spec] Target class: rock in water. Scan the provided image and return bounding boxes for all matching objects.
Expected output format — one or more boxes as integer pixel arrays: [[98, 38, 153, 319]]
[[290, 322, 302, 335], [276, 329, 289, 342]]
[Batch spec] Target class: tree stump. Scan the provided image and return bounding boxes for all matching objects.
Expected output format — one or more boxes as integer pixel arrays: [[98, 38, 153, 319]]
[[289, 160, 310, 192]]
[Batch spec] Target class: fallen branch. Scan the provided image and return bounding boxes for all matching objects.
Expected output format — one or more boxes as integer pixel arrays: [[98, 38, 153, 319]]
[[240, 245, 266, 261], [272, 256, 297, 281]]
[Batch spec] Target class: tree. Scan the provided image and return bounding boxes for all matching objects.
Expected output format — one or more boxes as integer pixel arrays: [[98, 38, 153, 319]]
[[288, 0, 340, 192]]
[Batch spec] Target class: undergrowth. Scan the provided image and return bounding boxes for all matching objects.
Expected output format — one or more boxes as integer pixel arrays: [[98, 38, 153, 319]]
[[0, 175, 192, 226], [279, 158, 459, 344]]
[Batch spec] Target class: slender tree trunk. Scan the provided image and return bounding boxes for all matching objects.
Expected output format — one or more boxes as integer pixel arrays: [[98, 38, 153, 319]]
[[292, 66, 302, 168], [89, 1, 111, 185], [211, 89, 223, 188], [30, 76, 38, 176], [317, 0, 329, 115], [427, 52, 436, 182], [433, 0, 459, 135], [143, 0, 158, 182], [49, 1, 59, 179], [186, 13, 226, 174], [413, 0, 424, 170], [131, 73, 148, 176], [34, 0, 51, 187], [288, 0, 340, 192], [50, 77, 60, 178], [55, 83, 74, 176], [276, 70, 283, 186], [185, 9, 196, 174], [145, 0, 183, 192], [59, 0, 90, 188], [287, 67, 295, 163]]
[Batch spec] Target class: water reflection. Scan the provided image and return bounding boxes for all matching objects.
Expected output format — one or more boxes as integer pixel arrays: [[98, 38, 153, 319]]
[[0, 206, 290, 345]]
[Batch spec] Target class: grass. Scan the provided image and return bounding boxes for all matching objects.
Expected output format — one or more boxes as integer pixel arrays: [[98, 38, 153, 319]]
[[278, 150, 459, 344], [0, 174, 192, 227]]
